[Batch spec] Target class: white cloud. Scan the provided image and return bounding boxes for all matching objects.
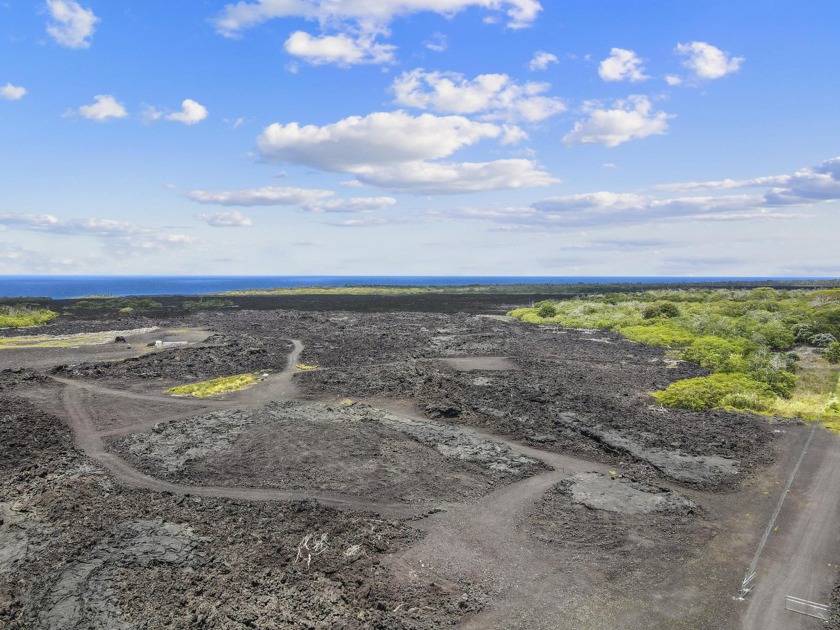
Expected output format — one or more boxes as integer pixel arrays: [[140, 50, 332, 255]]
[[214, 1, 543, 37], [391, 69, 565, 122], [255, 110, 547, 194], [306, 197, 397, 213], [45, 0, 99, 49], [676, 41, 743, 80], [528, 50, 558, 71], [424, 32, 448, 52], [352, 159, 557, 194], [166, 99, 209, 125], [562, 95, 671, 147], [654, 175, 791, 193], [73, 95, 128, 121], [598, 48, 648, 82], [454, 156, 840, 230], [664, 75, 682, 86], [257, 110, 508, 171], [198, 210, 253, 227], [284, 30, 396, 66], [0, 212, 193, 249], [188, 186, 334, 207], [0, 83, 26, 101]]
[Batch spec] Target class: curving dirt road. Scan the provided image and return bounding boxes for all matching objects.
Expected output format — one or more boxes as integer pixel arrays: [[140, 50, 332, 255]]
[[56, 339, 599, 526]]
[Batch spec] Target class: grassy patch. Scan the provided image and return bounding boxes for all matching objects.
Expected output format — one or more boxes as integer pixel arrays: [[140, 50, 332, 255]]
[[71, 297, 162, 310], [166, 373, 263, 397], [0, 306, 58, 328], [296, 363, 319, 371]]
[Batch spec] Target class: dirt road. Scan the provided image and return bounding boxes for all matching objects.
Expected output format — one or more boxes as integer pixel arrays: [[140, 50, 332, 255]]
[[743, 427, 840, 629]]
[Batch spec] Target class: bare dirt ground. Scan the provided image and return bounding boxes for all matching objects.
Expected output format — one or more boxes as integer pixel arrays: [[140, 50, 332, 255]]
[[1, 299, 838, 629]]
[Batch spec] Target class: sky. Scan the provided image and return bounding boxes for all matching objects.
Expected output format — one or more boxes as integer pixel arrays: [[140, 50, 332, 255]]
[[1, 0, 839, 277]]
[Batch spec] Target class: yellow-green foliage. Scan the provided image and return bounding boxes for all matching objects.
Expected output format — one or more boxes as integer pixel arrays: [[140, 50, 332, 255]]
[[620, 324, 695, 348], [166, 373, 262, 397], [508, 287, 840, 428], [0, 306, 58, 328], [652, 374, 775, 412], [682, 336, 748, 372], [296, 363, 319, 371]]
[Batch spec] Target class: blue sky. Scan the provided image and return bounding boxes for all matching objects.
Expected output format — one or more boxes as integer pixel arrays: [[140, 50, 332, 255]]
[[1, 0, 839, 276]]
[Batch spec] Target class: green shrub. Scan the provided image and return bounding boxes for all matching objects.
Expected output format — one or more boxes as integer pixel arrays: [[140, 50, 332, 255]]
[[814, 306, 840, 338], [824, 342, 840, 364], [537, 302, 557, 319], [620, 324, 694, 347], [0, 306, 59, 328], [642, 301, 680, 319], [810, 333, 837, 347], [791, 322, 814, 342], [652, 374, 775, 412], [681, 336, 747, 372]]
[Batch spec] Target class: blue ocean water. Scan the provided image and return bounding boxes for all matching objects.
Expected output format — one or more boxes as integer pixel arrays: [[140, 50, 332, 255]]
[[0, 275, 825, 299]]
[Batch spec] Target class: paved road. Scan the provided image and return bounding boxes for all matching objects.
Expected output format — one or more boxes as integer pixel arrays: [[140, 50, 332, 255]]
[[743, 426, 840, 629]]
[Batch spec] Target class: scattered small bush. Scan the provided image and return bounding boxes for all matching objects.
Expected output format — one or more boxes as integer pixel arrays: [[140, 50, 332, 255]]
[[72, 297, 162, 310], [537, 302, 558, 319], [810, 333, 837, 347], [642, 301, 680, 319], [824, 342, 840, 364]]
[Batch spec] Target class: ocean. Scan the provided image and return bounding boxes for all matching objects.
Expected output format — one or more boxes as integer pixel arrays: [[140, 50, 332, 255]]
[[0, 275, 827, 300]]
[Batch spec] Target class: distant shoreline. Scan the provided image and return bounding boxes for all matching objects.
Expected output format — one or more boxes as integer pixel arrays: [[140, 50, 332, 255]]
[[1, 275, 839, 300]]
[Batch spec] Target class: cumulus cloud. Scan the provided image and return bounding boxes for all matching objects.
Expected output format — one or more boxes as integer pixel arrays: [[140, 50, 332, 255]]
[[198, 210, 253, 227], [764, 157, 840, 205], [563, 95, 671, 147], [598, 48, 648, 82], [214, 1, 540, 65], [676, 41, 743, 80], [284, 30, 395, 66], [45, 0, 99, 49], [664, 75, 682, 87], [214, 0, 542, 37], [257, 110, 509, 171], [166, 99, 209, 125], [255, 110, 549, 193], [352, 159, 557, 194], [72, 95, 128, 121], [188, 186, 334, 207], [528, 50, 558, 71], [391, 69, 565, 122], [0, 83, 26, 101]]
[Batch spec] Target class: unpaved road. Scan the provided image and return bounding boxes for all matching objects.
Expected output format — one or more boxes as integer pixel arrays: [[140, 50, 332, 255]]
[[743, 427, 840, 629]]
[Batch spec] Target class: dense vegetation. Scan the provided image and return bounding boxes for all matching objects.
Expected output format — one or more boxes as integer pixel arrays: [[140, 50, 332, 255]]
[[0, 305, 58, 328], [510, 287, 840, 429]]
